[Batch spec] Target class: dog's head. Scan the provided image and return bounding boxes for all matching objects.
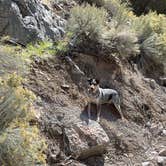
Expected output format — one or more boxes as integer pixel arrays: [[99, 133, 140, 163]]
[[87, 78, 100, 93]]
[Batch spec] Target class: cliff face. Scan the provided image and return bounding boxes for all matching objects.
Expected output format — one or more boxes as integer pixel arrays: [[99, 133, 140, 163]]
[[0, 0, 65, 44]]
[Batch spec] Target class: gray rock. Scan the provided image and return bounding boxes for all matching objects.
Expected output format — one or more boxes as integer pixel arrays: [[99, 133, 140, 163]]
[[142, 161, 151, 166], [143, 78, 157, 89], [157, 156, 166, 166], [0, 0, 66, 45], [65, 120, 110, 159], [159, 149, 166, 157], [61, 84, 70, 90], [162, 130, 166, 136]]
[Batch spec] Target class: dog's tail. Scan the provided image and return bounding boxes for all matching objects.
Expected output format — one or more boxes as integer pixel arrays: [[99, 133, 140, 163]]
[[113, 94, 123, 119]]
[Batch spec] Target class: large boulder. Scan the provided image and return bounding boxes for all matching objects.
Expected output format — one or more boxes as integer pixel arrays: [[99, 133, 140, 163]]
[[0, 0, 65, 45], [65, 121, 110, 159]]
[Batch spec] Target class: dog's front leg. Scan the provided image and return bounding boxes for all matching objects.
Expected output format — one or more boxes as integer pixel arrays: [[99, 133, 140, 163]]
[[97, 104, 101, 122], [88, 102, 91, 122]]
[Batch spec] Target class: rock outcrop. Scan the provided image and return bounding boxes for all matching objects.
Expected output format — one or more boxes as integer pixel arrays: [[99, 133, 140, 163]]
[[0, 0, 65, 45], [65, 120, 110, 159]]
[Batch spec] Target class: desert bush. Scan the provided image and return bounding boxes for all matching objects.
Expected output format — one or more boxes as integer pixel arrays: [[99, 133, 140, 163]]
[[132, 12, 166, 42], [154, 33, 166, 62], [104, 0, 133, 27], [0, 74, 46, 165], [138, 32, 166, 72], [102, 27, 140, 57], [0, 46, 26, 77], [131, 11, 166, 63], [0, 74, 35, 131], [67, 4, 107, 45], [0, 126, 46, 166]]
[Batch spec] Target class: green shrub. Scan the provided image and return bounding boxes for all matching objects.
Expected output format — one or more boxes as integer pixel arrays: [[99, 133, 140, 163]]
[[67, 4, 107, 45], [21, 41, 55, 58]]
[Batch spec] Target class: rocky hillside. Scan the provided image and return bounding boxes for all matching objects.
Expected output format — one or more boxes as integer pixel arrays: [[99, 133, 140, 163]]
[[26, 51, 166, 166], [0, 0, 65, 44], [0, 0, 166, 166]]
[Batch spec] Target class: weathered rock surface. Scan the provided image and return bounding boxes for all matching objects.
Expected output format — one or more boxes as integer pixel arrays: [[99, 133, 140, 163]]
[[0, 0, 65, 44], [65, 120, 110, 159]]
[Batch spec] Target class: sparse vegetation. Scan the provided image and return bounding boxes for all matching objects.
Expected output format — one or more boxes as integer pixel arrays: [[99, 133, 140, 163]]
[[0, 74, 46, 166], [0, 38, 47, 165], [21, 41, 55, 59]]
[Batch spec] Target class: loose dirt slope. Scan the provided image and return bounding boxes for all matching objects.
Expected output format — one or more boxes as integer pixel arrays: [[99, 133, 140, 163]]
[[26, 54, 166, 166]]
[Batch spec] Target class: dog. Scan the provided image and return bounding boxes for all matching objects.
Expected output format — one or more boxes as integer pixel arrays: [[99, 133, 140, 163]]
[[87, 78, 124, 122]]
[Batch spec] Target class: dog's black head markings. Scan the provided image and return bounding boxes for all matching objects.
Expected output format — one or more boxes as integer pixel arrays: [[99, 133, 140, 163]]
[[87, 78, 100, 92], [87, 78, 99, 85]]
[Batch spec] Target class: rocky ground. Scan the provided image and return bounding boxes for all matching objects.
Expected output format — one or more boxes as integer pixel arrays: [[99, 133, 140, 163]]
[[26, 53, 166, 166]]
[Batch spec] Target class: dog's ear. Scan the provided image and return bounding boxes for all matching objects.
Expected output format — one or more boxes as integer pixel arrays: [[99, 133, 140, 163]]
[[87, 78, 92, 83], [95, 79, 100, 85]]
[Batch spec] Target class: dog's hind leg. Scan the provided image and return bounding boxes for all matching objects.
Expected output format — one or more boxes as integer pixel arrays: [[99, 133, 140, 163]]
[[114, 103, 124, 120], [113, 95, 125, 121]]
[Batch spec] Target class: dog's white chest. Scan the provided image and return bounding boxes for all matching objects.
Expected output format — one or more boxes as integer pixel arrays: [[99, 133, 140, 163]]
[[89, 96, 99, 104]]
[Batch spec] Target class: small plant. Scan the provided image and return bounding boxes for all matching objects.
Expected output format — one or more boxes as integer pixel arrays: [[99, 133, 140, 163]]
[[67, 4, 107, 45], [21, 41, 55, 59]]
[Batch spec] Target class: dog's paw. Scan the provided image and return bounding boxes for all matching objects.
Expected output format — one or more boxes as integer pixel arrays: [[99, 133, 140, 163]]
[[87, 119, 92, 125], [122, 117, 127, 122], [96, 118, 100, 123]]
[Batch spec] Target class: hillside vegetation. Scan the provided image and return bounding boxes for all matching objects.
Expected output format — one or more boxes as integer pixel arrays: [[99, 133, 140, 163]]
[[0, 0, 166, 166]]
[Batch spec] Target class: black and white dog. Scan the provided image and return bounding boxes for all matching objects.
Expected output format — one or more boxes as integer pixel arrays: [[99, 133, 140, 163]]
[[87, 78, 124, 122]]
